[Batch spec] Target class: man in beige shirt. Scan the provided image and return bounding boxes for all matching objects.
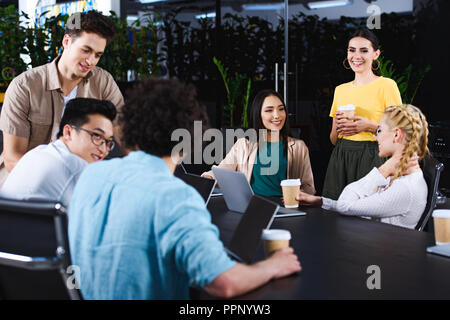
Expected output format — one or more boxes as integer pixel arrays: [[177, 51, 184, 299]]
[[0, 11, 124, 185]]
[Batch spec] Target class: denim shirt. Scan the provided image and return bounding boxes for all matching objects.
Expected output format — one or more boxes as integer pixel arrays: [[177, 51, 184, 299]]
[[68, 151, 236, 299]]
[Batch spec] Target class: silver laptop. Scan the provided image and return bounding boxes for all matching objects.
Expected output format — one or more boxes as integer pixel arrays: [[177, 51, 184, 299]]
[[212, 167, 306, 217], [427, 244, 450, 258], [226, 195, 279, 263]]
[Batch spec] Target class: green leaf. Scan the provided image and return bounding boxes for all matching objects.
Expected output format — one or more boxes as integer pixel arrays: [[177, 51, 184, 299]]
[[379, 50, 430, 104]]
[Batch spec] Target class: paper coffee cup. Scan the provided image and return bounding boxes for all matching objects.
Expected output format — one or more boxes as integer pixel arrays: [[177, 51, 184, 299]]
[[338, 104, 356, 119], [261, 229, 291, 257], [281, 179, 301, 208], [432, 210, 450, 245]]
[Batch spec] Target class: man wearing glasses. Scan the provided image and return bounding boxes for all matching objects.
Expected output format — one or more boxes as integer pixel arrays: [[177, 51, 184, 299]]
[[0, 11, 123, 186], [0, 98, 116, 207]]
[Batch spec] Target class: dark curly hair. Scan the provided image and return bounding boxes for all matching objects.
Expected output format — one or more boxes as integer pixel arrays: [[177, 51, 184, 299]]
[[65, 10, 117, 43], [57, 98, 117, 138], [120, 77, 210, 157]]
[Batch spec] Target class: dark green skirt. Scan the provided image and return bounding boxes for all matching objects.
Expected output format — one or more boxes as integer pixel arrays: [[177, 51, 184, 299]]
[[322, 139, 385, 200]]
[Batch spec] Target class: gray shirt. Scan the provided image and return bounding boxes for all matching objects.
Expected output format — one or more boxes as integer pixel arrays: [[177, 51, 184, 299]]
[[0, 139, 87, 207]]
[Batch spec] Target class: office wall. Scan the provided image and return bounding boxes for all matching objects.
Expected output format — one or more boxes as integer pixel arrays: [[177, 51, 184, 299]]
[[170, 0, 413, 27]]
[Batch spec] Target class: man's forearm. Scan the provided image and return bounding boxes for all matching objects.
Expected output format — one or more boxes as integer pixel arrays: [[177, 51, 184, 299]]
[[3, 132, 29, 172], [204, 248, 300, 298], [4, 151, 23, 172], [204, 262, 277, 298]]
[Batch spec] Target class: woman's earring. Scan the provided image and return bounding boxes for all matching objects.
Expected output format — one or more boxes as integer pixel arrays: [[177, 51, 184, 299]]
[[372, 59, 380, 71], [343, 58, 352, 70]]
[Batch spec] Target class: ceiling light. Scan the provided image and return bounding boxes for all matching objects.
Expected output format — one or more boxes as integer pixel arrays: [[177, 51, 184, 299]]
[[242, 3, 285, 11], [306, 0, 353, 10], [139, 0, 168, 4], [195, 12, 216, 19]]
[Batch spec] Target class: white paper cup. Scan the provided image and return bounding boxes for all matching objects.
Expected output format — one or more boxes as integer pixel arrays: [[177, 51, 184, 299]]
[[337, 104, 355, 119], [433, 210, 450, 245], [281, 179, 301, 208], [261, 229, 291, 257]]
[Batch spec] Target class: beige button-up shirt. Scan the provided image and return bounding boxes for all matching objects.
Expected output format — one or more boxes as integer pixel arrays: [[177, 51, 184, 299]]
[[202, 136, 316, 195], [0, 56, 124, 185]]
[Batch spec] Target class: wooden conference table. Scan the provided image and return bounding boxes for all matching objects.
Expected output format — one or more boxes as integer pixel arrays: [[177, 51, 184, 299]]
[[196, 196, 450, 299]]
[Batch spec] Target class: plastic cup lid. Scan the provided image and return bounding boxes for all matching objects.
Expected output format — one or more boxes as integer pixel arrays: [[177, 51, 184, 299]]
[[338, 104, 355, 111], [261, 229, 291, 241], [432, 209, 450, 218], [280, 179, 301, 187]]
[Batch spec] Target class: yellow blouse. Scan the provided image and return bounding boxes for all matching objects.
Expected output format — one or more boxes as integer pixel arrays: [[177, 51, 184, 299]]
[[329, 76, 402, 141]]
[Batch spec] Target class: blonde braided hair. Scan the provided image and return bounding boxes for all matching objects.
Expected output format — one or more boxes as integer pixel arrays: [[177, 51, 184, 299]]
[[383, 104, 429, 185]]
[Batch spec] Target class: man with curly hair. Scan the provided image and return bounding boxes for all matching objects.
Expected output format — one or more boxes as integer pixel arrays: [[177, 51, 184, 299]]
[[68, 77, 301, 299], [0, 10, 124, 185]]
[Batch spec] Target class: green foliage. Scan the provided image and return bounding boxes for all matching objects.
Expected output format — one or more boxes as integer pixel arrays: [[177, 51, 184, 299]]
[[241, 79, 252, 128], [0, 7, 163, 85], [97, 11, 163, 81], [379, 51, 431, 104], [44, 13, 69, 60], [161, 9, 196, 81], [0, 5, 28, 86], [213, 57, 252, 128], [98, 11, 134, 81], [133, 12, 164, 78], [160, 10, 426, 100], [21, 11, 68, 68]]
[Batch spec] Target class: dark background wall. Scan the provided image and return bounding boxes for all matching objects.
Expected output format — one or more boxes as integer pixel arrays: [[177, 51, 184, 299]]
[[411, 0, 450, 194], [1, 0, 450, 194]]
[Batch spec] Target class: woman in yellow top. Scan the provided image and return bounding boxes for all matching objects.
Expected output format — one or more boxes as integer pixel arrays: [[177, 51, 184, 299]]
[[322, 28, 402, 200]]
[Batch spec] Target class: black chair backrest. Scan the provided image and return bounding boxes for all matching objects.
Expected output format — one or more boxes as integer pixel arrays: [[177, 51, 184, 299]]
[[416, 155, 444, 231], [0, 198, 82, 300]]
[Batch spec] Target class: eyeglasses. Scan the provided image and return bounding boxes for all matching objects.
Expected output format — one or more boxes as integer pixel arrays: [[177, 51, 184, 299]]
[[71, 126, 115, 150]]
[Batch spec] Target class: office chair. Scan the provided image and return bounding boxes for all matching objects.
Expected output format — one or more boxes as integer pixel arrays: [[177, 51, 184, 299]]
[[416, 155, 444, 231], [0, 198, 82, 300]]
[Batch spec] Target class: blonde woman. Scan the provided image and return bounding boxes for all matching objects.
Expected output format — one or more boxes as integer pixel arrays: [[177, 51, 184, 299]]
[[296, 104, 428, 229]]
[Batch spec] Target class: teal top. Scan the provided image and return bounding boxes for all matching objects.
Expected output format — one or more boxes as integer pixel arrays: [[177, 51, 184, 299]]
[[250, 141, 287, 197]]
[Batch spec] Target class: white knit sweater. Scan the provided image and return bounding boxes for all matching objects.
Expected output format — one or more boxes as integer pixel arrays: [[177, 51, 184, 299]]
[[322, 168, 428, 229]]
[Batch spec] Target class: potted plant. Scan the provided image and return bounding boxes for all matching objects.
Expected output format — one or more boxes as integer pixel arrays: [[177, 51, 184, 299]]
[[213, 57, 251, 128], [95, 11, 163, 96], [0, 5, 28, 102], [378, 51, 431, 104]]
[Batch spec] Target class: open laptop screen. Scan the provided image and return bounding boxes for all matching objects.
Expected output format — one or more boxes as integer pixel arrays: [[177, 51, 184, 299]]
[[227, 195, 279, 263], [176, 172, 216, 204], [212, 167, 253, 213]]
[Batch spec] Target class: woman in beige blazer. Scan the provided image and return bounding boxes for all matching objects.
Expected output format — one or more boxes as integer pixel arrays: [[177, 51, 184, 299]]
[[202, 90, 315, 196]]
